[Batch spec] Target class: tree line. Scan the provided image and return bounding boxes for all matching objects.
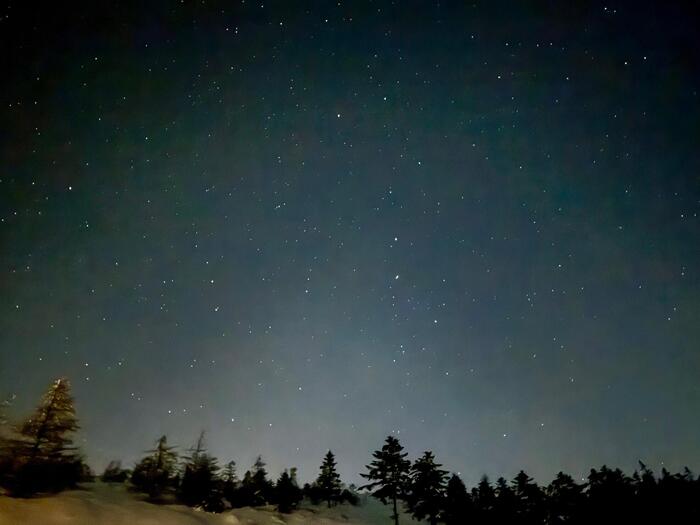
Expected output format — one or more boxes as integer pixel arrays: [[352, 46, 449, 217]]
[[2, 378, 700, 523]]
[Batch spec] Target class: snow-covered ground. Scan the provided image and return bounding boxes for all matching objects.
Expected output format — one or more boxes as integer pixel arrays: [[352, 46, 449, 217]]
[[0, 483, 424, 525]]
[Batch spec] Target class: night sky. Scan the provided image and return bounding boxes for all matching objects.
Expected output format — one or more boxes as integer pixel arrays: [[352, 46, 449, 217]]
[[1, 1, 699, 486]]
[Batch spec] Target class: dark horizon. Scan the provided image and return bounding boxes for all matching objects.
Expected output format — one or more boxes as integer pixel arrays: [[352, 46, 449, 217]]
[[2, 0, 699, 489]]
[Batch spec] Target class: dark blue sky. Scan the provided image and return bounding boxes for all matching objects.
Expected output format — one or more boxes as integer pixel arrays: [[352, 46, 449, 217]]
[[1, 1, 699, 485]]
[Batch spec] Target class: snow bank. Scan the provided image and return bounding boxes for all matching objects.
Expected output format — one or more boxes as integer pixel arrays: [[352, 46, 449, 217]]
[[0, 483, 424, 525]]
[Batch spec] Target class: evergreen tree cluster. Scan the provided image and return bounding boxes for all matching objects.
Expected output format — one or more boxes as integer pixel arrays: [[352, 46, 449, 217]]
[[2, 382, 699, 523], [361, 435, 700, 525], [124, 437, 358, 514], [0, 378, 89, 496]]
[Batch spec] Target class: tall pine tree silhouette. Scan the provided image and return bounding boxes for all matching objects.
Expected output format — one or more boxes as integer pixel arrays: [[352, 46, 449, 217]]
[[239, 455, 273, 505], [442, 474, 472, 524], [405, 451, 448, 525], [178, 431, 221, 509], [360, 436, 411, 525], [546, 471, 585, 525], [222, 460, 238, 506], [316, 450, 342, 507]]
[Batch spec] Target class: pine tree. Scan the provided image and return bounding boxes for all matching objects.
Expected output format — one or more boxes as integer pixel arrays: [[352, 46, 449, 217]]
[[4, 378, 84, 495], [495, 476, 517, 522], [101, 460, 129, 483], [276, 468, 303, 513], [512, 470, 545, 524], [131, 435, 178, 499], [223, 460, 238, 485], [178, 431, 221, 510], [405, 451, 447, 525], [222, 460, 238, 506], [442, 474, 472, 524], [546, 471, 585, 525], [360, 435, 411, 525], [16, 378, 79, 460], [239, 455, 273, 506], [316, 450, 343, 507], [472, 475, 496, 521]]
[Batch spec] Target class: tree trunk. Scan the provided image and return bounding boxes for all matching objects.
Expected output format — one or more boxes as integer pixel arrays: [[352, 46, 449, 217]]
[[392, 496, 399, 525]]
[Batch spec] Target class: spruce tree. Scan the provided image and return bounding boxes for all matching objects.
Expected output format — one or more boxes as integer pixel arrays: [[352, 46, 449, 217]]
[[512, 470, 545, 524], [101, 460, 129, 483], [316, 450, 342, 507], [4, 378, 83, 495], [178, 431, 221, 510], [131, 435, 178, 499], [495, 476, 517, 522], [546, 471, 585, 525], [240, 455, 273, 505], [222, 460, 238, 506], [276, 468, 303, 513], [405, 451, 447, 525], [442, 474, 472, 524], [16, 378, 79, 460], [360, 435, 411, 525], [473, 475, 496, 521]]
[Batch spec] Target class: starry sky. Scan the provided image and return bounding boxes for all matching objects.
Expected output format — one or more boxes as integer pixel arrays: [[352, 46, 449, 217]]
[[1, 1, 699, 486]]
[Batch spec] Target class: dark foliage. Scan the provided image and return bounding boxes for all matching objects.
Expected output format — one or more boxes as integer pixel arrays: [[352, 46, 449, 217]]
[[340, 487, 360, 505], [234, 455, 274, 507], [360, 435, 411, 525], [221, 460, 238, 507], [430, 465, 700, 525], [130, 435, 178, 499], [442, 474, 472, 524], [405, 451, 448, 525], [101, 460, 130, 483], [0, 378, 86, 496], [316, 450, 343, 507], [178, 431, 222, 511], [275, 468, 303, 512]]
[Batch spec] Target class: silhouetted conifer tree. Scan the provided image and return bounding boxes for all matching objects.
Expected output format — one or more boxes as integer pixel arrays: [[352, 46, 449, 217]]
[[101, 460, 129, 483], [222, 460, 238, 506], [512, 470, 545, 524], [546, 471, 585, 524], [178, 431, 221, 511], [131, 435, 178, 499], [442, 474, 472, 524], [495, 476, 517, 523], [472, 475, 496, 522], [238, 455, 273, 506], [405, 451, 447, 525], [316, 450, 343, 507], [586, 465, 633, 523], [275, 468, 302, 512], [360, 435, 411, 525]]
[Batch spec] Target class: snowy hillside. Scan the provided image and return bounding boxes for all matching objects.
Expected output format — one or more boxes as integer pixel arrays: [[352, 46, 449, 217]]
[[0, 483, 425, 525]]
